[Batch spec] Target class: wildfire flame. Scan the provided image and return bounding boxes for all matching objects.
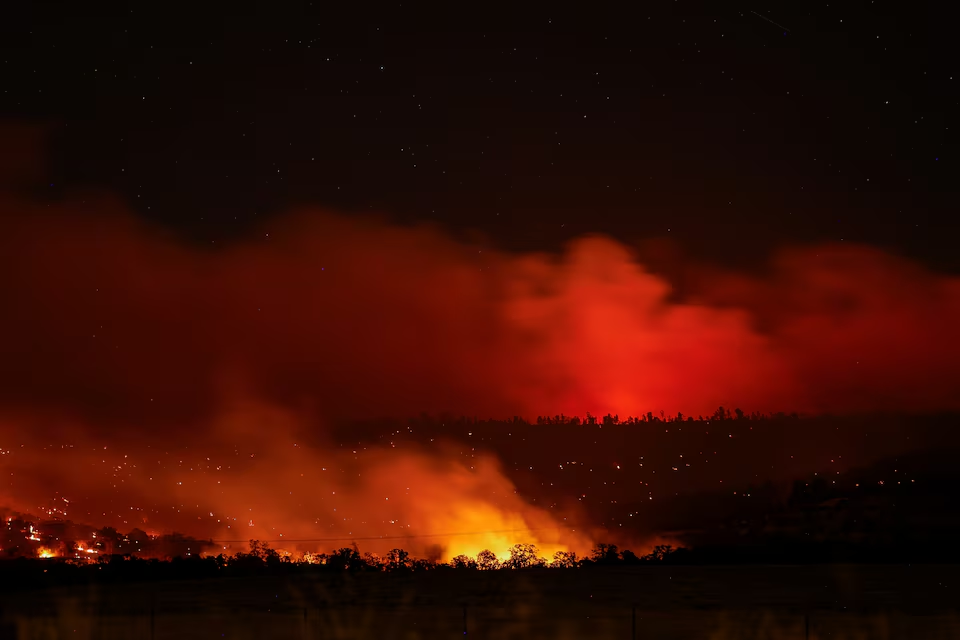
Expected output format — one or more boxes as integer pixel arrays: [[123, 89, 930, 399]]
[[2, 188, 960, 559]]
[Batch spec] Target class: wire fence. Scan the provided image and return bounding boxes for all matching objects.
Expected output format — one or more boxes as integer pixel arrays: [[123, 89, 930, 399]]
[[4, 602, 960, 640]]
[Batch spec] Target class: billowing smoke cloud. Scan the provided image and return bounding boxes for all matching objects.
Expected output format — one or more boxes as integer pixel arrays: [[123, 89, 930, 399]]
[[2, 195, 958, 424], [0, 399, 592, 560], [1, 182, 959, 558]]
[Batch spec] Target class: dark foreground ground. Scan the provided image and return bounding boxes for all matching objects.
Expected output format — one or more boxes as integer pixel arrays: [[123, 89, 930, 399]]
[[2, 564, 958, 639]]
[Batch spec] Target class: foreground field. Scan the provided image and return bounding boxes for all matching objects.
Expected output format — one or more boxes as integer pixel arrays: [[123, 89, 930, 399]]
[[3, 564, 959, 639]]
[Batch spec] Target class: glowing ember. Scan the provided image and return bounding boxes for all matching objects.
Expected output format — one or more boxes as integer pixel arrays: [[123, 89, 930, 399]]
[[1, 197, 960, 560]]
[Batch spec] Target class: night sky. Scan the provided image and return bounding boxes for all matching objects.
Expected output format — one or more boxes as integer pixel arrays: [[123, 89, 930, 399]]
[[1, 3, 959, 559], [3, 2, 957, 269]]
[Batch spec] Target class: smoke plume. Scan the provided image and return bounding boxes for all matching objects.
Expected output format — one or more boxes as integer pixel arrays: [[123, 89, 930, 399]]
[[1, 180, 959, 558]]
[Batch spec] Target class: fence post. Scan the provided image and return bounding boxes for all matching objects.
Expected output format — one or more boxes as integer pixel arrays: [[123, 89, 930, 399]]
[[804, 612, 809, 640], [631, 605, 636, 640], [463, 604, 467, 635], [150, 606, 155, 640]]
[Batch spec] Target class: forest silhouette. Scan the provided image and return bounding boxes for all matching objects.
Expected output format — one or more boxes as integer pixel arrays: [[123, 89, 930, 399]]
[[4, 409, 960, 591]]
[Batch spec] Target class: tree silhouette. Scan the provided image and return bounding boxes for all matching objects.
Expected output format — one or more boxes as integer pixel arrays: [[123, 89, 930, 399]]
[[411, 558, 435, 571], [386, 548, 411, 571], [713, 406, 730, 421], [452, 554, 477, 570], [648, 545, 674, 562], [363, 552, 384, 571], [591, 543, 620, 565], [551, 550, 578, 568], [620, 549, 641, 565], [248, 539, 268, 560], [476, 549, 499, 570], [328, 547, 364, 571], [507, 543, 542, 569]]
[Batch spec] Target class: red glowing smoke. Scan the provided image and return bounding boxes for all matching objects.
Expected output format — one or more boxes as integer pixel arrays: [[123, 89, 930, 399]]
[[2, 197, 958, 425], [1, 180, 959, 559]]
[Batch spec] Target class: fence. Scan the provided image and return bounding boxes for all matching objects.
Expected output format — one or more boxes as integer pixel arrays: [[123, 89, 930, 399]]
[[4, 601, 960, 640]]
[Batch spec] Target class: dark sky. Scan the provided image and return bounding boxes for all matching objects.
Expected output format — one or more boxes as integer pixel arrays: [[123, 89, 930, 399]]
[[2, 2, 960, 555], [2, 2, 956, 270]]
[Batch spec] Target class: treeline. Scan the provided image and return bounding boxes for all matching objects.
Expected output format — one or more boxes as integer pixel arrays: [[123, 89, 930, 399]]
[[1, 511, 216, 561], [534, 407, 790, 425], [680, 446, 960, 564], [0, 541, 681, 591], [163, 540, 679, 573], [284, 541, 680, 572], [336, 407, 809, 437], [386, 406, 795, 427]]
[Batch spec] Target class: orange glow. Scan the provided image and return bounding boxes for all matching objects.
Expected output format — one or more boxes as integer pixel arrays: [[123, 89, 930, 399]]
[[0, 400, 595, 562], [1, 192, 960, 556], [37, 547, 56, 559], [189, 401, 593, 561], [2, 205, 958, 425]]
